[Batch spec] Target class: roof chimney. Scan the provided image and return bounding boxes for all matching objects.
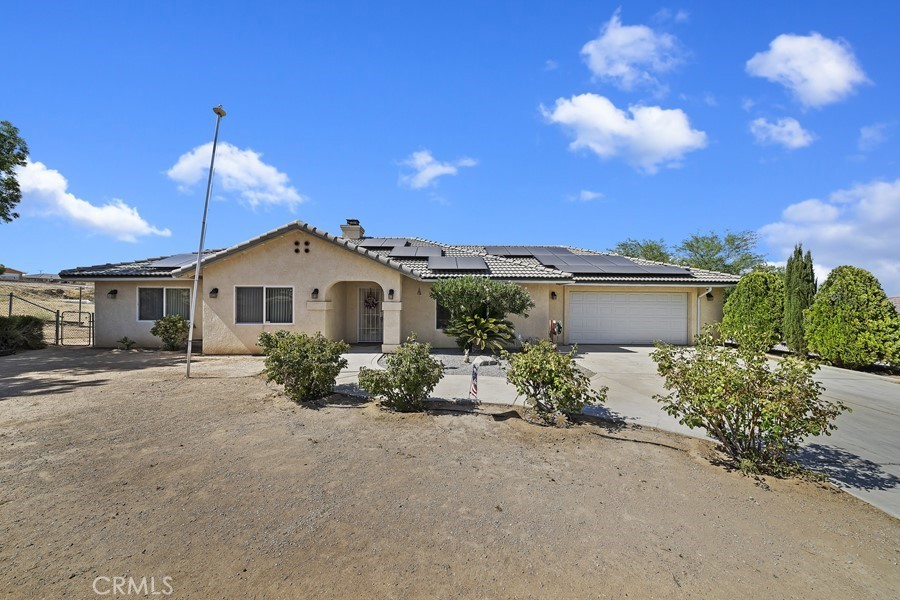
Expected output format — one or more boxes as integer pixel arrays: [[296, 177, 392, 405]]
[[340, 218, 365, 239]]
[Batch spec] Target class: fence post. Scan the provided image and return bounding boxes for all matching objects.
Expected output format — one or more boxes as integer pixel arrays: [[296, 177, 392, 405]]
[[55, 310, 60, 345], [7, 292, 11, 317]]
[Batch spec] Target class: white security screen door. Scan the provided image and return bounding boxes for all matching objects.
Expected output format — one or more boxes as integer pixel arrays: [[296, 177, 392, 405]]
[[358, 287, 384, 343]]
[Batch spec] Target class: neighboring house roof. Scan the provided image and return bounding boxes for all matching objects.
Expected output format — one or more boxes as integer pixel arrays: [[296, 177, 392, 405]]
[[60, 219, 742, 285], [1, 267, 25, 275], [890, 296, 900, 313]]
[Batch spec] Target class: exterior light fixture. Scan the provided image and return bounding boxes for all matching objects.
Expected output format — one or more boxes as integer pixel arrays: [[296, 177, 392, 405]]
[[550, 291, 557, 300], [107, 289, 118, 299], [388, 289, 394, 300], [209, 287, 219, 298], [706, 291, 714, 301], [417, 287, 422, 296], [312, 288, 319, 299]]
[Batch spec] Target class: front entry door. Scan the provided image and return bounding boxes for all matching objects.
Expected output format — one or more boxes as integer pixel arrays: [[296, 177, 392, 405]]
[[358, 287, 384, 343]]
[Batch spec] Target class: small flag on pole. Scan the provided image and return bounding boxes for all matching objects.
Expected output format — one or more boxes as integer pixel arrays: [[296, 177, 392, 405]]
[[469, 362, 478, 400]]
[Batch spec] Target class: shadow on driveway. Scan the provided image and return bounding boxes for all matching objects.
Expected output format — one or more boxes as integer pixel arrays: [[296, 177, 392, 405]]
[[795, 443, 900, 492], [0, 347, 185, 400]]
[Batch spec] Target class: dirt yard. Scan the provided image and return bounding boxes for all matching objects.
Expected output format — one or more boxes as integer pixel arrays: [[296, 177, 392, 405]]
[[1, 348, 898, 599]]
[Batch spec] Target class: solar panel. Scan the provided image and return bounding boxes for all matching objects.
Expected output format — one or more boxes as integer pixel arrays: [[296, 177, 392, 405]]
[[357, 238, 409, 248], [484, 246, 511, 255], [456, 256, 488, 270], [428, 256, 488, 271], [149, 254, 198, 268], [388, 246, 443, 258], [428, 256, 459, 270]]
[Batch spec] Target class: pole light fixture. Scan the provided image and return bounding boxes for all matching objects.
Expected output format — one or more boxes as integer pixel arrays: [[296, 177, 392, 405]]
[[186, 105, 226, 378]]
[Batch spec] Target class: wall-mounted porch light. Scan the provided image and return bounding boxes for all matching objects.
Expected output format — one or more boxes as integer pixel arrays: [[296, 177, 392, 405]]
[[550, 291, 557, 300], [311, 288, 319, 299], [388, 289, 394, 300], [705, 291, 714, 301], [209, 287, 219, 298], [107, 289, 118, 299]]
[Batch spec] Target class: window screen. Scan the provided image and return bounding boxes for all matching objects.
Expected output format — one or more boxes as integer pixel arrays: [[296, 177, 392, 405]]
[[165, 288, 191, 319], [236, 287, 264, 323], [265, 287, 293, 323], [435, 301, 452, 330], [138, 288, 164, 321]]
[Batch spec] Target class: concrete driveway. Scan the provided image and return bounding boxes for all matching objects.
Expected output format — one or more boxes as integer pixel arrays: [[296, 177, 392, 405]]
[[568, 345, 900, 519]]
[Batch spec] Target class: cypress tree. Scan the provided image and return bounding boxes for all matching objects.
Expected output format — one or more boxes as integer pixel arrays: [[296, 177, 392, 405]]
[[784, 244, 816, 354]]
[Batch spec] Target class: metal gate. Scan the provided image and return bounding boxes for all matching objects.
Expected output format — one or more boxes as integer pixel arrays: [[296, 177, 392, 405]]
[[60, 311, 93, 346], [358, 287, 383, 343], [6, 293, 93, 346]]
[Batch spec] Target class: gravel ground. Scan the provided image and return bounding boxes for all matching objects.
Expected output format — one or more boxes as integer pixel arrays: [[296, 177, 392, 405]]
[[1, 347, 899, 599]]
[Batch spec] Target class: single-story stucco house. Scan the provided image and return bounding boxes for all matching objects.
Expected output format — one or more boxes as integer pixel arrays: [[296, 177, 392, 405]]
[[59, 219, 741, 353]]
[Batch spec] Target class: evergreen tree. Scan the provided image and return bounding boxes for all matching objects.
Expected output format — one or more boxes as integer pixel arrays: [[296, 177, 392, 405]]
[[783, 244, 817, 354]]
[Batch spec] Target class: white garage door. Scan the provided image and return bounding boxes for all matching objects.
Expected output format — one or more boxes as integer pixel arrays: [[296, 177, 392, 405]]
[[567, 292, 688, 345]]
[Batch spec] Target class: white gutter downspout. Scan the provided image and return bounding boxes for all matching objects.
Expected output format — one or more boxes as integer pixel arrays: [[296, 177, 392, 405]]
[[697, 286, 713, 338]]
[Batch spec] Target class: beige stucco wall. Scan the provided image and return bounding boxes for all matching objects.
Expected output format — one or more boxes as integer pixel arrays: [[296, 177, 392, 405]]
[[200, 230, 404, 354], [93, 280, 201, 348]]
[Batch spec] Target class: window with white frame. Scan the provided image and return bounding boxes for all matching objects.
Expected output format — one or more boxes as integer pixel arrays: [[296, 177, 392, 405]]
[[235, 286, 293, 324], [137, 287, 191, 321]]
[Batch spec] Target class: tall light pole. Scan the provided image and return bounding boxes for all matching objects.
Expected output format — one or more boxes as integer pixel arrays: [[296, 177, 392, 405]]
[[186, 104, 226, 378]]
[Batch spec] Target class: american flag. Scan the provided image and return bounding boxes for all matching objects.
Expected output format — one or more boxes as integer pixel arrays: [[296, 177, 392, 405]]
[[469, 362, 478, 399]]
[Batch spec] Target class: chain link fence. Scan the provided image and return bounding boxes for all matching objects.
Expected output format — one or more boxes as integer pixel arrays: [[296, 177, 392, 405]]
[[4, 288, 94, 346]]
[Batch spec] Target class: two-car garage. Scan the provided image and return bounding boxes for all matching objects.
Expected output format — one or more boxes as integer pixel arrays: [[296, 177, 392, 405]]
[[566, 291, 688, 345]]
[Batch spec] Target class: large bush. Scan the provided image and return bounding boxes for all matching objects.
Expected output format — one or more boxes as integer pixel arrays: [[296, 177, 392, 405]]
[[258, 331, 349, 403], [504, 339, 607, 426], [150, 315, 190, 351], [721, 269, 784, 344], [431, 276, 533, 357], [0, 315, 46, 352], [804, 266, 900, 369], [652, 327, 848, 474], [358, 335, 444, 412]]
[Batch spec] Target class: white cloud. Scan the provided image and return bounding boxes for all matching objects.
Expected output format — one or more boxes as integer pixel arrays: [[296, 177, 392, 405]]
[[15, 160, 170, 242], [858, 123, 889, 151], [746, 33, 869, 108], [653, 8, 690, 24], [741, 97, 756, 112], [581, 9, 684, 91], [568, 190, 604, 202], [759, 178, 900, 294], [399, 150, 477, 189], [749, 117, 815, 149], [544, 59, 559, 71], [542, 93, 707, 173], [167, 142, 303, 209]]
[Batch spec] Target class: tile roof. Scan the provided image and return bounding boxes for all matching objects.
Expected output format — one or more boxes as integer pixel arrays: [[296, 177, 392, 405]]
[[60, 220, 742, 286], [890, 296, 900, 313]]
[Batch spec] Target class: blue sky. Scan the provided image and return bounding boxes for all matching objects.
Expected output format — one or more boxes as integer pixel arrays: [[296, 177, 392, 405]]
[[3, 1, 899, 294]]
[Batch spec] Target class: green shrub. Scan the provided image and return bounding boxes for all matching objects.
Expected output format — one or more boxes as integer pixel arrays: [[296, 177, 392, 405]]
[[0, 315, 46, 352], [150, 315, 189, 351], [430, 276, 534, 354], [804, 266, 900, 369], [504, 339, 607, 426], [444, 314, 514, 358], [358, 335, 444, 412], [783, 244, 816, 355], [721, 270, 784, 345], [117, 336, 137, 350], [651, 327, 848, 474], [258, 331, 349, 403]]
